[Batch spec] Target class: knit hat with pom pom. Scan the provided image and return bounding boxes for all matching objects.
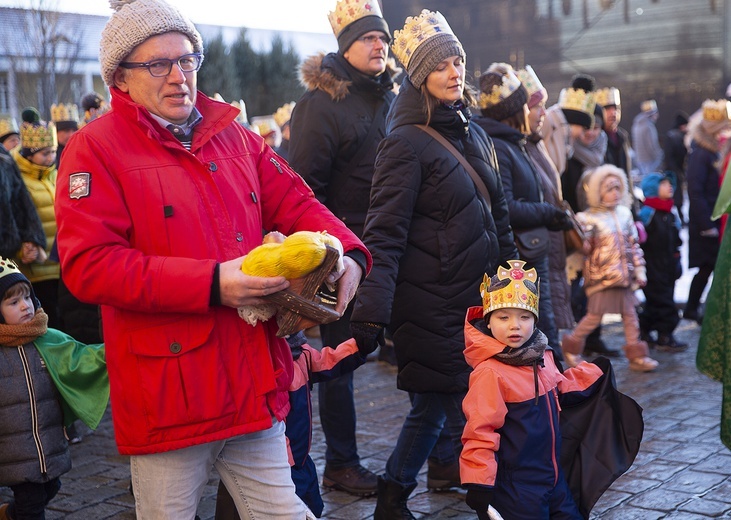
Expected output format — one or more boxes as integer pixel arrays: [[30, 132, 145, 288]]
[[99, 0, 203, 87]]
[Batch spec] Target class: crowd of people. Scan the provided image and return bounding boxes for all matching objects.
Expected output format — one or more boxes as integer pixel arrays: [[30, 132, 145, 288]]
[[2, 0, 731, 518]]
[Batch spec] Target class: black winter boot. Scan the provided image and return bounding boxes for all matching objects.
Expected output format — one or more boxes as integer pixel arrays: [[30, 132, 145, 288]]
[[373, 476, 417, 520]]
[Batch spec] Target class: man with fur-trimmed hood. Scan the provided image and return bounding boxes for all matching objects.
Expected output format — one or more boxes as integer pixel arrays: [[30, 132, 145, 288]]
[[288, 0, 398, 497]]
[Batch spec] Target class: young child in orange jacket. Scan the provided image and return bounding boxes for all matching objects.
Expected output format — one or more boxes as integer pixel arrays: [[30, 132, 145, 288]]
[[460, 260, 603, 519]]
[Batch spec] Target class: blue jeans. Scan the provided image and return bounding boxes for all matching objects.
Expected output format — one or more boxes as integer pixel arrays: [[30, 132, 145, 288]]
[[384, 391, 466, 488], [318, 302, 359, 468], [8, 478, 61, 520], [130, 420, 309, 519]]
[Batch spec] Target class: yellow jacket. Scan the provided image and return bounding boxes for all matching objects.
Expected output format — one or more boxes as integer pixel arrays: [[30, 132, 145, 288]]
[[11, 148, 59, 282]]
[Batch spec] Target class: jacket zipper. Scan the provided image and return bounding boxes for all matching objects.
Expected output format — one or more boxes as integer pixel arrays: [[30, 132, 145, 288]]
[[270, 157, 283, 173], [546, 387, 560, 485], [18, 346, 48, 475]]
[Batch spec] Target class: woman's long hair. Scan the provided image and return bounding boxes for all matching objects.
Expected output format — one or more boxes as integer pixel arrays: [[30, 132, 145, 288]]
[[419, 82, 478, 126]]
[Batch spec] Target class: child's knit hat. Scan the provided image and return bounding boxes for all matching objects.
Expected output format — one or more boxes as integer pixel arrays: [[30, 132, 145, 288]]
[[0, 257, 39, 323], [641, 170, 677, 197], [481, 260, 540, 319]]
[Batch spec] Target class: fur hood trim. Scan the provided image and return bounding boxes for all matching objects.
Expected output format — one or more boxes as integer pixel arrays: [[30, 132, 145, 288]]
[[299, 52, 400, 102]]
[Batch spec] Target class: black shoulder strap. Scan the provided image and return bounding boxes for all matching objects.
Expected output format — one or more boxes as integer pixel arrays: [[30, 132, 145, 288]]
[[414, 124, 492, 210]]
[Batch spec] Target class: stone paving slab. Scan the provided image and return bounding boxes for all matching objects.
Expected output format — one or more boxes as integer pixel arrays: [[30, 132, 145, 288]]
[[2, 315, 730, 519]]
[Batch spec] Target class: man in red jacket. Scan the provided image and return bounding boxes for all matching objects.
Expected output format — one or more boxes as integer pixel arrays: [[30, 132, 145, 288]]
[[53, 0, 369, 518]]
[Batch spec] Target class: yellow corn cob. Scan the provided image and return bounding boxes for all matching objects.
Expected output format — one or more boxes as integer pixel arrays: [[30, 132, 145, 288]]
[[241, 231, 329, 279]]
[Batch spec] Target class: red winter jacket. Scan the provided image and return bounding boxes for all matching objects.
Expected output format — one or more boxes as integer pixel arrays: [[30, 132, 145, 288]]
[[55, 89, 369, 455]]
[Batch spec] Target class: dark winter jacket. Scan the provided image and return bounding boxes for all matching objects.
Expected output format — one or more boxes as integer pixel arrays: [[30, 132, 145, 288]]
[[473, 117, 561, 235], [687, 135, 721, 268], [0, 340, 71, 486], [289, 52, 398, 239], [0, 146, 45, 259], [351, 78, 516, 394]]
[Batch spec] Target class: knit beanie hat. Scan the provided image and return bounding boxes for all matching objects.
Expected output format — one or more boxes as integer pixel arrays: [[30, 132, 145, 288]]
[[19, 108, 57, 154], [81, 92, 105, 112], [0, 258, 38, 323], [478, 63, 528, 121], [99, 0, 203, 87], [641, 171, 677, 198], [328, 0, 389, 54], [392, 10, 465, 89]]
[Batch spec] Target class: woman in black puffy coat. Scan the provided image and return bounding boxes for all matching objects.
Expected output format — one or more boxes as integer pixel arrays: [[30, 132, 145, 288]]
[[473, 62, 574, 360], [349, 10, 516, 519]]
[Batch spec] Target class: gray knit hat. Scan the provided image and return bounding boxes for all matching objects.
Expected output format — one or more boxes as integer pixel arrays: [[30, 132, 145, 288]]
[[392, 10, 465, 89], [100, 0, 203, 87]]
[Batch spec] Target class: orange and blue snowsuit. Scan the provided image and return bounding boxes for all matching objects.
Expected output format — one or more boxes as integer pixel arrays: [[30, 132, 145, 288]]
[[286, 334, 365, 517], [460, 306, 602, 519]]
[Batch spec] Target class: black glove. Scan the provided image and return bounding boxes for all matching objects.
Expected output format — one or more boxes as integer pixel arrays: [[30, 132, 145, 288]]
[[546, 209, 574, 231], [466, 484, 495, 519], [350, 321, 386, 357]]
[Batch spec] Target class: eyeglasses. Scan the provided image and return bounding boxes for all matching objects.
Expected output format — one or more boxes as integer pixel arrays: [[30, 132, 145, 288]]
[[356, 34, 389, 46], [119, 53, 204, 77]]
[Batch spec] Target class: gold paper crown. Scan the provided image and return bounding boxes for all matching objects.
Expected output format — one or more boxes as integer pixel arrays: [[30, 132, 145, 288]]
[[701, 99, 731, 122], [50, 103, 79, 123], [594, 87, 621, 107], [328, 0, 384, 38], [515, 65, 545, 99], [558, 88, 596, 115], [20, 121, 57, 150], [480, 260, 540, 318], [478, 68, 522, 110], [0, 115, 19, 138], [273, 102, 296, 128], [640, 99, 657, 113], [392, 10, 455, 71]]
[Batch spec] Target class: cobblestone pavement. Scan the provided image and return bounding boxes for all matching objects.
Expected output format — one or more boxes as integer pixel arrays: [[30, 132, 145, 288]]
[[3, 313, 730, 519]]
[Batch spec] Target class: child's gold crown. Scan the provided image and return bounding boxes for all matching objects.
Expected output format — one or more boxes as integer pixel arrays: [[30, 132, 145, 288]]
[[702, 99, 731, 122], [51, 103, 79, 123], [481, 260, 540, 318], [391, 9, 455, 71], [328, 0, 384, 38], [20, 121, 57, 150], [558, 88, 596, 115], [595, 87, 621, 107]]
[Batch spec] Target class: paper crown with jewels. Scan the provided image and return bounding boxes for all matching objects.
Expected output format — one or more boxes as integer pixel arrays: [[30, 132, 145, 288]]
[[20, 121, 57, 151], [701, 99, 731, 122], [516, 65, 548, 106], [51, 103, 79, 124], [0, 115, 19, 139], [595, 87, 621, 107], [559, 87, 596, 115], [391, 10, 456, 72], [480, 260, 540, 318], [328, 0, 384, 38], [273, 102, 296, 128], [478, 66, 523, 110]]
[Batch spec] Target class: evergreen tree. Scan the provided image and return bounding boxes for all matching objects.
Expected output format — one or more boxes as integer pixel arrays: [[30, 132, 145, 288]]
[[198, 31, 239, 101], [230, 28, 261, 115]]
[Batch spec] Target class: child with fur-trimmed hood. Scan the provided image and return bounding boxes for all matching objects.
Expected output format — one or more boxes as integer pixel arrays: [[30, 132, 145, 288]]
[[460, 260, 602, 519], [562, 165, 658, 372]]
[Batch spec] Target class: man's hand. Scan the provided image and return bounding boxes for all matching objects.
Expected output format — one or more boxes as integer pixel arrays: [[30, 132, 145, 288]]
[[20, 242, 39, 264], [327, 256, 362, 316], [218, 256, 289, 308]]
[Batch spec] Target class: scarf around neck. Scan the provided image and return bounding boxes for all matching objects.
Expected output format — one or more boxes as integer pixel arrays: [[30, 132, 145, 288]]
[[494, 328, 547, 366], [643, 196, 674, 212], [0, 309, 48, 346]]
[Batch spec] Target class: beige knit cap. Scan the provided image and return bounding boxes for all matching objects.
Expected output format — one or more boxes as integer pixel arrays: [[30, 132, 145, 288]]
[[100, 0, 203, 87]]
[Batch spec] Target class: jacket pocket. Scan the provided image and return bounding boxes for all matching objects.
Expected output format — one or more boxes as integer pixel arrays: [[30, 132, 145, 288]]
[[125, 315, 237, 431]]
